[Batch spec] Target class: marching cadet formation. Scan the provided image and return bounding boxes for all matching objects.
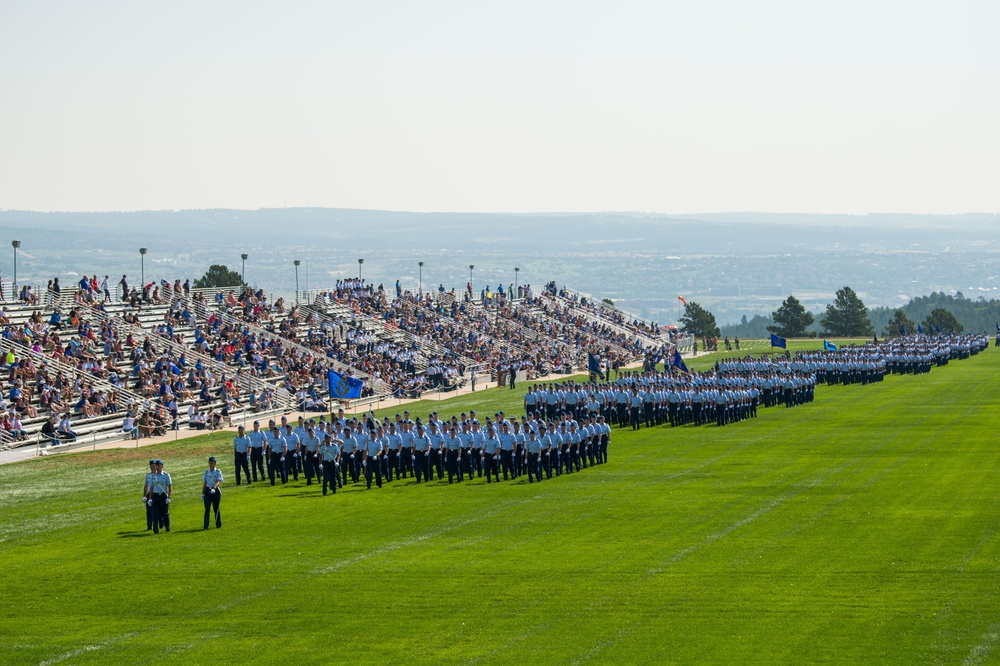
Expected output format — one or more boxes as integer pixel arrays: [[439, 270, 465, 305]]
[[141, 333, 988, 531], [525, 333, 990, 431]]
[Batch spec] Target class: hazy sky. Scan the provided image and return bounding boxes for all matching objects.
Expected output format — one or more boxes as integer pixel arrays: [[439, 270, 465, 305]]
[[1, 0, 997, 214]]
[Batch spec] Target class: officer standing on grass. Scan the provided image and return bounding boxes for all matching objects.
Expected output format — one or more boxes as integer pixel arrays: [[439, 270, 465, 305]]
[[148, 459, 171, 534], [248, 420, 267, 482], [142, 459, 155, 530], [233, 425, 252, 486], [201, 456, 223, 530], [283, 424, 301, 482]]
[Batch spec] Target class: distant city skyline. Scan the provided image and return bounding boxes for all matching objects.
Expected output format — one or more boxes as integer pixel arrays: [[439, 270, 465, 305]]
[[1, 1, 998, 215]]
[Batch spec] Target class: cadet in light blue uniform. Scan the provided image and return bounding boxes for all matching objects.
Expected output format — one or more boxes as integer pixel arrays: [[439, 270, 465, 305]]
[[148, 459, 171, 534], [302, 425, 322, 486], [267, 426, 287, 485], [364, 430, 383, 489], [233, 425, 252, 486], [411, 424, 431, 483], [525, 429, 542, 483], [201, 456, 223, 530], [247, 421, 267, 482], [319, 434, 341, 496]]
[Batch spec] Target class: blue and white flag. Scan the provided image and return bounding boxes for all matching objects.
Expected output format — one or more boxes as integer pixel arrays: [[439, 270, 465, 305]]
[[672, 349, 689, 373], [770, 333, 787, 349], [587, 352, 606, 380], [917, 324, 924, 335], [328, 370, 363, 400], [823, 340, 837, 351]]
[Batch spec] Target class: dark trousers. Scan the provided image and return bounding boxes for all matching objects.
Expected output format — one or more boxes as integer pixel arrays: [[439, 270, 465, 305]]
[[500, 449, 514, 480], [447, 449, 462, 483], [387, 450, 398, 481], [399, 448, 413, 478], [145, 499, 153, 530], [527, 452, 541, 482], [469, 448, 482, 477], [483, 452, 499, 482], [303, 452, 319, 485], [234, 451, 251, 485], [414, 451, 429, 482], [600, 436, 609, 464], [151, 493, 170, 533], [431, 449, 444, 479], [322, 461, 338, 495], [203, 489, 221, 529], [268, 452, 287, 485], [250, 448, 265, 481], [542, 450, 554, 479], [284, 453, 299, 481], [365, 456, 382, 488]]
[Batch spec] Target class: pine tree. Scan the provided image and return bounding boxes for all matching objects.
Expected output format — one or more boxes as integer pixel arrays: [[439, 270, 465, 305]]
[[768, 295, 814, 338], [821, 286, 874, 337]]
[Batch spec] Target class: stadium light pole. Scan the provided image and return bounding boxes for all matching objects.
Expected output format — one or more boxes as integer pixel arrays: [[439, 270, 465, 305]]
[[241, 253, 248, 286], [418, 261, 424, 297], [294, 260, 301, 304], [515, 266, 519, 298], [139, 247, 147, 285], [358, 258, 363, 281], [11, 240, 20, 300]]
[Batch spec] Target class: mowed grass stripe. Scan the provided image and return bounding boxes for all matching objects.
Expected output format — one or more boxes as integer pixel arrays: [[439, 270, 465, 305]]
[[0, 348, 998, 664]]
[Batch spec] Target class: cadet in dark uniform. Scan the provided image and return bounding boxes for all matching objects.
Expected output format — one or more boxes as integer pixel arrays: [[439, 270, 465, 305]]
[[201, 456, 223, 530], [233, 425, 252, 486]]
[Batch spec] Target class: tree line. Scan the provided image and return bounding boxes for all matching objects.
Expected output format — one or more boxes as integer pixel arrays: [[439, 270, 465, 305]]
[[694, 288, 993, 341]]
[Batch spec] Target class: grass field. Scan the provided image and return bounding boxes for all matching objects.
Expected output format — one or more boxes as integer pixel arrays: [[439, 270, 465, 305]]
[[1, 341, 999, 664]]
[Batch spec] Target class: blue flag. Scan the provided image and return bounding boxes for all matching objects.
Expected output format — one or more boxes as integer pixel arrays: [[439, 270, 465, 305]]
[[672, 349, 688, 373], [917, 324, 924, 335], [995, 322, 999, 333], [587, 352, 606, 380], [770, 333, 787, 349], [898, 325, 906, 336], [935, 325, 942, 334], [823, 340, 837, 351], [328, 370, 363, 400]]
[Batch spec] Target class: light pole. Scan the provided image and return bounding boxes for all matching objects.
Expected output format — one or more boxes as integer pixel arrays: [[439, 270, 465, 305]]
[[418, 261, 424, 297], [11, 240, 20, 300], [139, 247, 147, 285], [515, 266, 519, 298], [294, 260, 301, 304], [241, 253, 248, 286], [358, 258, 364, 281]]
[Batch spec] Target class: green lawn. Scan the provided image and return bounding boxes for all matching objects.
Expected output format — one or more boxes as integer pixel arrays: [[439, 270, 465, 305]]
[[1, 342, 998, 664]]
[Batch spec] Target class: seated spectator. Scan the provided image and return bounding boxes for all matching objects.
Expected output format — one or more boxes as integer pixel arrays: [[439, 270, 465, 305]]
[[40, 414, 59, 446], [57, 413, 78, 442], [121, 413, 139, 439]]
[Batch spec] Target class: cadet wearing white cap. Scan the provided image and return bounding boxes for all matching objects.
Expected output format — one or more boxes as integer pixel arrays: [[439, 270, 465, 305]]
[[201, 456, 223, 530]]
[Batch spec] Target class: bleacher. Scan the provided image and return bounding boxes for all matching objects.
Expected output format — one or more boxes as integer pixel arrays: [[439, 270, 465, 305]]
[[0, 275, 679, 453]]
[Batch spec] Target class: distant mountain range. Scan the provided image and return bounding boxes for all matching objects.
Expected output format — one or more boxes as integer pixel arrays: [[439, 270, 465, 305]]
[[0, 208, 996, 326]]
